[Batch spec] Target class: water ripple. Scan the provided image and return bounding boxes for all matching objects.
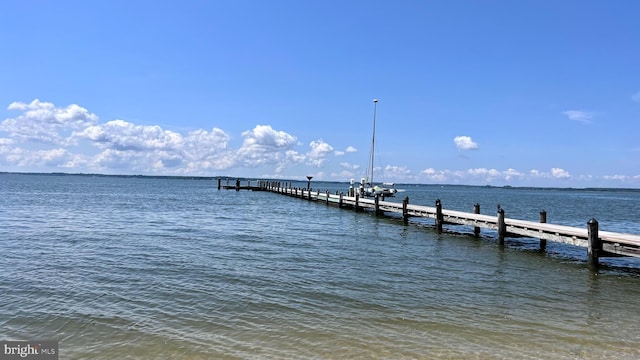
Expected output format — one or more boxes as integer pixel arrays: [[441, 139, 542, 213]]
[[2, 175, 640, 359]]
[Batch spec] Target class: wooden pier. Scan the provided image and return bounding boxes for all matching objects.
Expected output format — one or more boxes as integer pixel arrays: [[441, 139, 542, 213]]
[[220, 179, 640, 267], [218, 178, 265, 191]]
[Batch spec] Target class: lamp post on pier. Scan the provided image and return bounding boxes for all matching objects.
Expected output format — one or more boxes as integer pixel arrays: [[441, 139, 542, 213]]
[[306, 176, 313, 190]]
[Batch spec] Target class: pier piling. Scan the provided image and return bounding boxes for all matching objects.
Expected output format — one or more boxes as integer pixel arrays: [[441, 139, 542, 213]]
[[540, 210, 547, 250], [473, 203, 481, 237], [498, 208, 506, 245], [402, 197, 409, 225], [435, 199, 443, 233], [588, 218, 601, 267]]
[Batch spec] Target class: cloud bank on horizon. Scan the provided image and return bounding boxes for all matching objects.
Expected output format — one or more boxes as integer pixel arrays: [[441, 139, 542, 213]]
[[1, 99, 638, 187]]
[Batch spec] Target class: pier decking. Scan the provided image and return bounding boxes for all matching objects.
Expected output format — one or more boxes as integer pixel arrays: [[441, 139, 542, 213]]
[[220, 179, 640, 267]]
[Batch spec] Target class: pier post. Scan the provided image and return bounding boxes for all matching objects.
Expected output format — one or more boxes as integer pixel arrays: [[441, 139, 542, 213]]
[[497, 208, 506, 245], [402, 197, 409, 225], [339, 192, 343, 208], [539, 210, 547, 250], [473, 203, 480, 237], [354, 194, 359, 212], [326, 190, 330, 205], [235, 179, 240, 191], [588, 218, 601, 267], [217, 178, 221, 190], [435, 199, 443, 233], [375, 195, 381, 216]]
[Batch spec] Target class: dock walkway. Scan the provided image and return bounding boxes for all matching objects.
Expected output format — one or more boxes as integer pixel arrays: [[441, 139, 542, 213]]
[[221, 179, 640, 267]]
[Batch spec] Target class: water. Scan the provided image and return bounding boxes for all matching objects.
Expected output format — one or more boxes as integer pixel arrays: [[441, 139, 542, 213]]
[[1, 174, 640, 359]]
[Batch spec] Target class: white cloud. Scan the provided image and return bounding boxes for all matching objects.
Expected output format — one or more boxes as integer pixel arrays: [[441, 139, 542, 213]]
[[76, 119, 184, 151], [340, 162, 360, 171], [269, 150, 306, 174], [562, 110, 593, 124], [467, 168, 500, 177], [603, 175, 628, 181], [2, 99, 98, 145], [551, 167, 570, 178], [1, 146, 80, 168], [383, 165, 411, 180], [236, 125, 298, 168], [1, 99, 636, 187], [503, 168, 523, 181], [419, 167, 574, 184], [285, 150, 305, 164], [1, 101, 311, 175], [384, 165, 408, 174], [307, 139, 334, 167], [421, 168, 449, 182], [335, 145, 357, 156], [240, 125, 297, 148], [453, 136, 478, 150], [1, 99, 243, 174], [308, 139, 333, 156], [332, 170, 358, 179]]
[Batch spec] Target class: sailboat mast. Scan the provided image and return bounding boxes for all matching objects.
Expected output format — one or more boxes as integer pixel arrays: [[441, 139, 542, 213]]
[[368, 98, 378, 185]]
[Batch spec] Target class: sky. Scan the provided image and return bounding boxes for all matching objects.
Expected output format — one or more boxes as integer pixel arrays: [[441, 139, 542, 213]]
[[0, 0, 639, 188]]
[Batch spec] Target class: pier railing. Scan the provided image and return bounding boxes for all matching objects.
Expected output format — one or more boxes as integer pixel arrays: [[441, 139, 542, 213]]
[[219, 179, 640, 267]]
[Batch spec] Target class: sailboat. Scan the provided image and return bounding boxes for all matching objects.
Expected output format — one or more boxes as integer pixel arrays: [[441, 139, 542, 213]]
[[359, 98, 397, 198]]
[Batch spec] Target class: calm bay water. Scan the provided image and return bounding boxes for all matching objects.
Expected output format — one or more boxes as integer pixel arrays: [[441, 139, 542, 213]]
[[1, 173, 640, 359]]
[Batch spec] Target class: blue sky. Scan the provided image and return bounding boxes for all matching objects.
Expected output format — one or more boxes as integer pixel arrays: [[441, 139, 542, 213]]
[[1, 0, 638, 187]]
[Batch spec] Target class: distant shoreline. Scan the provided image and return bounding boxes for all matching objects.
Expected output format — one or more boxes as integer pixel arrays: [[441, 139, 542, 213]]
[[2, 171, 639, 192]]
